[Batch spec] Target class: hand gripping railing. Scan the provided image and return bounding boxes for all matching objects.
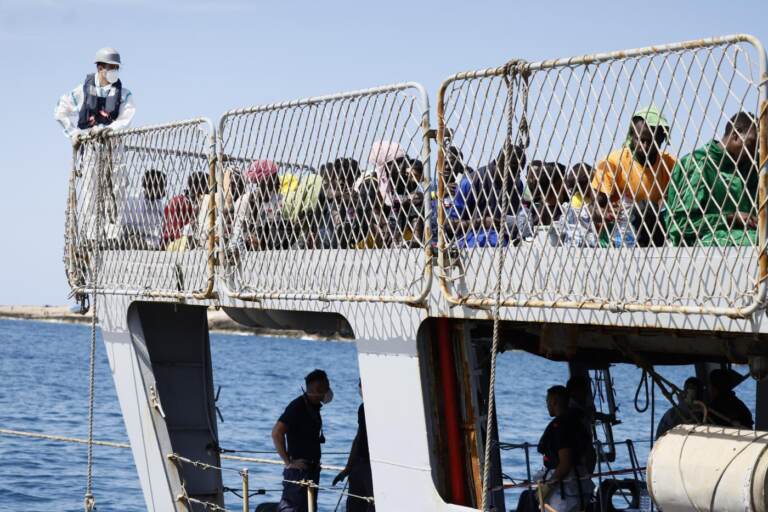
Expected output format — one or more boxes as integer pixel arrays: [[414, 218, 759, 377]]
[[436, 34, 768, 318], [217, 83, 433, 304], [64, 118, 218, 299]]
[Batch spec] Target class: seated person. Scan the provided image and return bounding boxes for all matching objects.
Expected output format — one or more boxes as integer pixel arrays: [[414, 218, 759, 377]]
[[243, 160, 292, 250], [161, 171, 208, 249], [280, 170, 324, 249], [524, 385, 594, 512], [118, 169, 166, 250], [430, 144, 472, 248], [448, 139, 526, 248], [592, 106, 675, 247], [526, 160, 568, 227], [553, 163, 605, 248], [221, 167, 246, 237], [352, 174, 392, 249], [389, 156, 426, 247], [666, 112, 758, 247], [709, 368, 753, 429], [318, 158, 360, 249], [370, 140, 405, 205], [655, 377, 704, 439]]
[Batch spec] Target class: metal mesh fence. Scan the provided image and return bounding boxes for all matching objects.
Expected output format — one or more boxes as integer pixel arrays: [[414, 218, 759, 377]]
[[217, 83, 431, 302], [436, 35, 768, 316], [64, 119, 216, 297]]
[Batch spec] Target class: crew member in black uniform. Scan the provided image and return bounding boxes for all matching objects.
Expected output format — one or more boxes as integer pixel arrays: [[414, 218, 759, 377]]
[[272, 369, 333, 512], [709, 369, 753, 429], [333, 379, 375, 511], [536, 385, 594, 512]]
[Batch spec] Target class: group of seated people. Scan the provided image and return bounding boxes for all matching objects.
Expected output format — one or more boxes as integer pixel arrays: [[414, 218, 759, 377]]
[[444, 108, 760, 249], [109, 108, 759, 253], [111, 140, 427, 252]]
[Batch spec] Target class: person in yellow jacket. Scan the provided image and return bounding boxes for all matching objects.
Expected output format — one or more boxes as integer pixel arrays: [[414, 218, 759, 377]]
[[591, 106, 676, 247]]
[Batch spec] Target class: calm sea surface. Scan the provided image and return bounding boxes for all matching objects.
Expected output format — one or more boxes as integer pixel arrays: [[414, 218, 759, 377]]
[[0, 318, 757, 511]]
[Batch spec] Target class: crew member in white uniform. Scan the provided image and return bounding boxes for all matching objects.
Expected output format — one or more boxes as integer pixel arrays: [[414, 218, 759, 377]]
[[55, 48, 136, 242]]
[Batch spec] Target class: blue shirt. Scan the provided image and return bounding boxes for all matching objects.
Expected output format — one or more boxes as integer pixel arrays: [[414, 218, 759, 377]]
[[448, 163, 522, 247]]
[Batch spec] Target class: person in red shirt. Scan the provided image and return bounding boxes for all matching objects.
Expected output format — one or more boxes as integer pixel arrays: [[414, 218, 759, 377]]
[[161, 172, 208, 248]]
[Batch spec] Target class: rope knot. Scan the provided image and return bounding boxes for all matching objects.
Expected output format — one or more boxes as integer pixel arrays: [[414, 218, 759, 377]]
[[84, 493, 96, 512]]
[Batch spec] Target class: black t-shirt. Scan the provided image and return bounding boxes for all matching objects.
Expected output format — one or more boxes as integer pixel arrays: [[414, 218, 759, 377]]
[[354, 404, 370, 462], [538, 414, 580, 470], [278, 394, 323, 463], [711, 392, 754, 429]]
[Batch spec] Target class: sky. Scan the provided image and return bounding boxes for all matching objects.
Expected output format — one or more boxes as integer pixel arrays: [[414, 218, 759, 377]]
[[0, 0, 766, 305]]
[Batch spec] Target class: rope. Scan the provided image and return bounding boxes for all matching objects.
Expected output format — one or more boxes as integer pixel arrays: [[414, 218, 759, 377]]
[[0, 428, 129, 448], [182, 495, 235, 512], [481, 58, 528, 512], [283, 479, 375, 504], [83, 136, 109, 512]]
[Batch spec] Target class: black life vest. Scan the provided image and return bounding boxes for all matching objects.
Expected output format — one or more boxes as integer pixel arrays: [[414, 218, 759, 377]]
[[77, 73, 123, 129]]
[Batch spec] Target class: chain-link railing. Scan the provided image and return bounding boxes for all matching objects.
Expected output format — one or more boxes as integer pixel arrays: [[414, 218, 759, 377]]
[[64, 118, 217, 298], [217, 83, 432, 303], [436, 34, 768, 317]]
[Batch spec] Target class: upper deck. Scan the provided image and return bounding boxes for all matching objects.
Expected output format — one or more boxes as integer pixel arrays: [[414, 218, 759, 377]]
[[64, 34, 768, 336]]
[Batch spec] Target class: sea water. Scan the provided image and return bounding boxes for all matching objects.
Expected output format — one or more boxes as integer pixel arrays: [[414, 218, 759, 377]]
[[0, 318, 757, 511]]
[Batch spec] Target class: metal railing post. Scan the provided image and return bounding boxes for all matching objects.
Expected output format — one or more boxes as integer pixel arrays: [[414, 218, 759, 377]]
[[307, 482, 316, 512], [241, 468, 249, 512]]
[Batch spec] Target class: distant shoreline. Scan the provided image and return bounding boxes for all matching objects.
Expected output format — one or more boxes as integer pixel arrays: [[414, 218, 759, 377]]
[[0, 305, 336, 340]]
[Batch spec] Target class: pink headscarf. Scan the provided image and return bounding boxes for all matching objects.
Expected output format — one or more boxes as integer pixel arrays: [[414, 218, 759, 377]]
[[245, 159, 279, 183], [369, 140, 405, 206]]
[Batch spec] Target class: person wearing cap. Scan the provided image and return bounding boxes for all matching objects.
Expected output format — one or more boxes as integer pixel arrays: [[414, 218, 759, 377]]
[[591, 106, 676, 247], [54, 47, 136, 144], [666, 112, 759, 247]]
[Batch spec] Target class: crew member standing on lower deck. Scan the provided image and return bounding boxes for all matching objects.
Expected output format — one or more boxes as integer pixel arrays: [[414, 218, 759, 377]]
[[272, 369, 333, 512], [333, 379, 375, 511]]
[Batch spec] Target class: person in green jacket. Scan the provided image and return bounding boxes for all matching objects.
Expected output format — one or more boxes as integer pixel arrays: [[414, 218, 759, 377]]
[[666, 112, 759, 247]]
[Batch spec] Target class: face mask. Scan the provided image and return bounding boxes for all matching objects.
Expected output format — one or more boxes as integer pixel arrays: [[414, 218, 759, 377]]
[[105, 69, 120, 84], [321, 388, 334, 405]]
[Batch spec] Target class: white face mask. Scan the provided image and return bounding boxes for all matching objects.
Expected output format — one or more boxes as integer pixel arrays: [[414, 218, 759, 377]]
[[321, 388, 334, 405], [105, 69, 120, 84]]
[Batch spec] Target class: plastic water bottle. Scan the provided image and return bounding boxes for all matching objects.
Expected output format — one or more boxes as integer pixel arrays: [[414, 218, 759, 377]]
[[613, 199, 636, 248]]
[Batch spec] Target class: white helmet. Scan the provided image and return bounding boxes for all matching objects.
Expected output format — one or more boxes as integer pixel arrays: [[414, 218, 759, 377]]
[[94, 47, 121, 66]]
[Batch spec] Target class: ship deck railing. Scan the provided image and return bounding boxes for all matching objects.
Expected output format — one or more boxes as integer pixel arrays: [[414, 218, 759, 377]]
[[64, 34, 768, 321]]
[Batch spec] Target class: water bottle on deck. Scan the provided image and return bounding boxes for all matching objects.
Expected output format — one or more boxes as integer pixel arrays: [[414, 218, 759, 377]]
[[612, 199, 636, 248]]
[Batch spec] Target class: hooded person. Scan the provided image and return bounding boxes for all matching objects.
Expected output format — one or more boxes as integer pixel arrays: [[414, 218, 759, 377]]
[[368, 140, 406, 208], [591, 105, 676, 247]]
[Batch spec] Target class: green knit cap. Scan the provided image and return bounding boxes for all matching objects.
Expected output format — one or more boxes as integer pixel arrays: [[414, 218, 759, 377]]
[[625, 105, 670, 146]]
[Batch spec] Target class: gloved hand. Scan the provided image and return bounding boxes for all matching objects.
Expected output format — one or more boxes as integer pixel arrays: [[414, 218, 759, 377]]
[[70, 131, 83, 147], [89, 125, 112, 138], [332, 469, 349, 486]]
